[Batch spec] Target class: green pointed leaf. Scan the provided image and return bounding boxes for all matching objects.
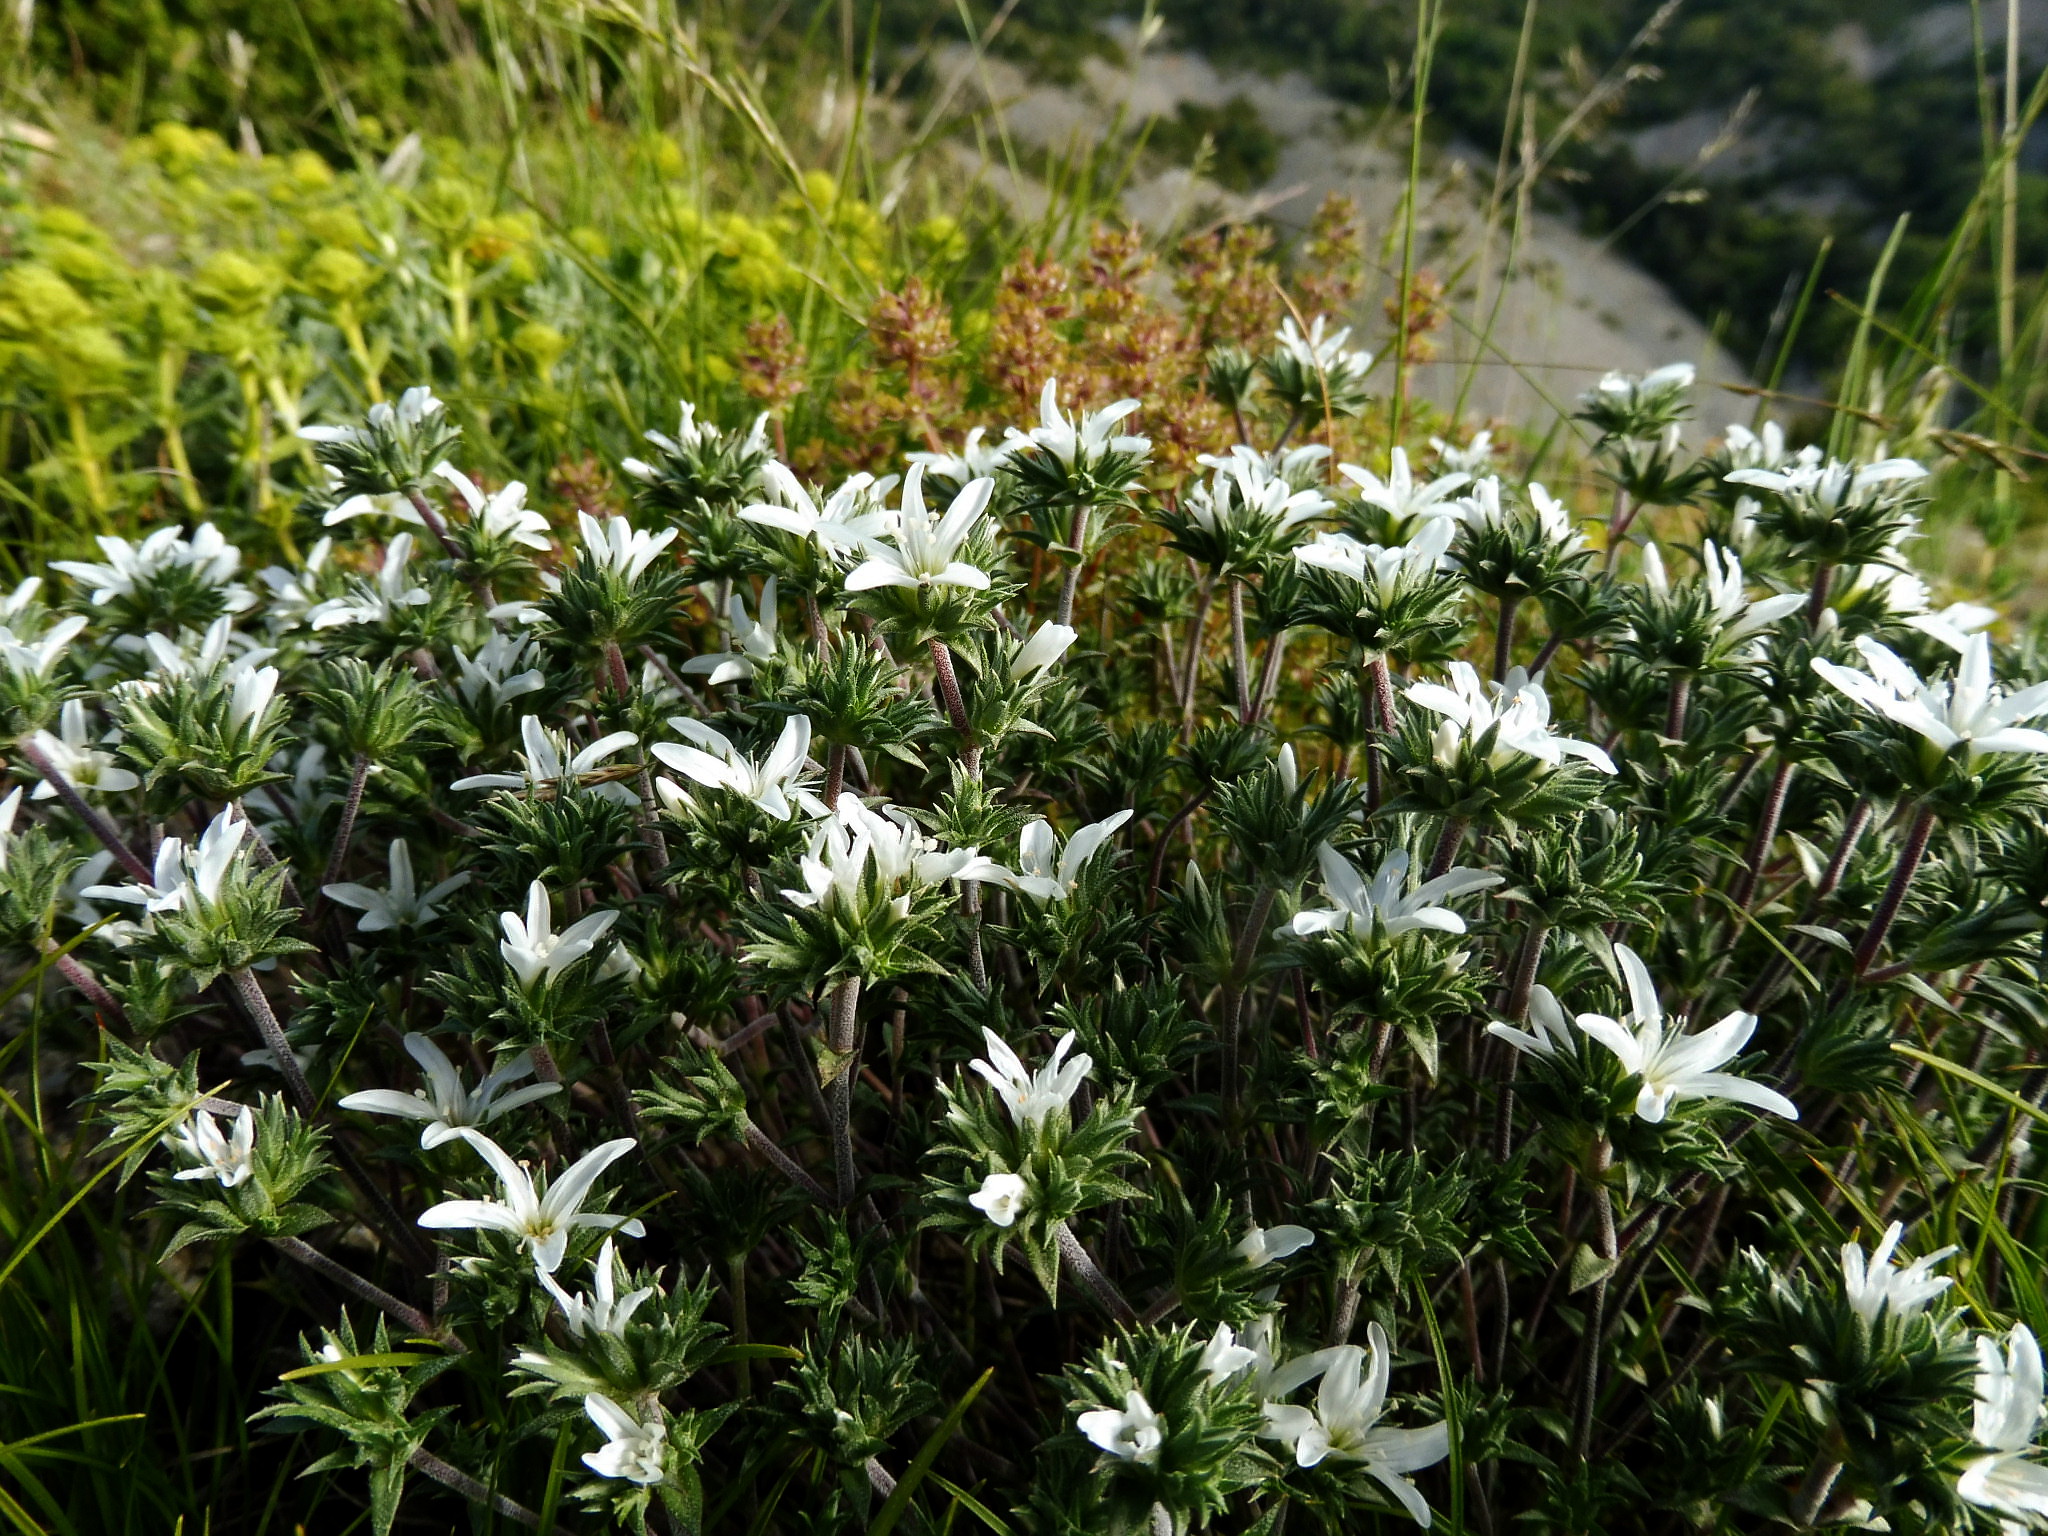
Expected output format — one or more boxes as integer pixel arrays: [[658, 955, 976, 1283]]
[[868, 1369, 994, 1536], [1568, 1243, 1619, 1294]]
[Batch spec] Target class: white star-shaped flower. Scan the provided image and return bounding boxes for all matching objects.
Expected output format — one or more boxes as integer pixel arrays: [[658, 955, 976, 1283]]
[[1259, 1322, 1449, 1527], [496, 880, 620, 992], [580, 1394, 667, 1484], [1078, 1389, 1165, 1465], [1003, 809, 1132, 902], [1812, 632, 2048, 762], [1840, 1220, 1956, 1326], [418, 1129, 644, 1274], [169, 1104, 256, 1188], [450, 714, 641, 803], [843, 465, 996, 594], [970, 1029, 1093, 1127], [536, 1236, 657, 1339], [1406, 663, 1616, 775], [337, 1032, 559, 1148], [968, 1170, 1028, 1227], [322, 839, 470, 933], [1286, 843, 1500, 940], [27, 698, 139, 798], [306, 532, 431, 630], [1960, 1324, 2048, 1523], [651, 714, 817, 822], [1571, 945, 1799, 1124]]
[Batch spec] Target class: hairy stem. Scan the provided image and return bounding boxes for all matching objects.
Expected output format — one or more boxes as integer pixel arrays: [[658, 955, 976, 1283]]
[[927, 639, 980, 777], [1178, 580, 1216, 735], [825, 742, 848, 805], [269, 1236, 451, 1346], [1493, 924, 1550, 1162], [17, 739, 153, 883], [1664, 672, 1691, 742], [1849, 803, 1937, 979], [1731, 759, 1796, 910], [322, 751, 373, 895], [1227, 578, 1252, 720], [402, 486, 465, 564], [1493, 594, 1521, 683], [1602, 486, 1634, 576], [1329, 1273, 1361, 1344], [1249, 626, 1289, 726], [602, 638, 631, 699], [1292, 968, 1319, 1061], [1425, 816, 1470, 881], [41, 941, 127, 1028], [1057, 504, 1093, 628], [1053, 1221, 1137, 1325], [408, 1447, 570, 1534], [1144, 785, 1213, 911], [1805, 562, 1835, 630], [1221, 887, 1278, 1110], [827, 975, 863, 1207], [744, 1120, 830, 1205], [1572, 1139, 1616, 1461], [229, 967, 316, 1115], [963, 881, 989, 992]]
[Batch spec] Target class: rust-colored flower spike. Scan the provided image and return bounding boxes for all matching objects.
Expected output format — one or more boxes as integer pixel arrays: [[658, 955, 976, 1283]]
[[738, 314, 809, 412], [987, 252, 1073, 422], [1174, 222, 1284, 351], [1296, 192, 1365, 317], [549, 453, 627, 519], [823, 380, 899, 475], [739, 313, 809, 459], [1384, 267, 1448, 367], [866, 276, 961, 452], [1081, 226, 1153, 338], [1076, 232, 1177, 398]]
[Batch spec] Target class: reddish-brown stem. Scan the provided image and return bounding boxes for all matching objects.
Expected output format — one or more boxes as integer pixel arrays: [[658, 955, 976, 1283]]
[[1221, 887, 1278, 1110], [17, 739, 153, 883], [1057, 504, 1093, 628], [1292, 968, 1319, 1061], [1178, 580, 1216, 735], [407, 1447, 569, 1533], [927, 639, 980, 776], [402, 486, 465, 563], [1732, 759, 1797, 910], [1249, 628, 1289, 726], [1227, 578, 1252, 720], [602, 639, 631, 699], [1849, 803, 1937, 979], [825, 742, 848, 805], [1053, 1221, 1137, 1325], [1493, 595, 1521, 683], [1144, 786, 1213, 911], [321, 751, 373, 896], [1805, 563, 1835, 629], [1493, 924, 1550, 1162], [269, 1235, 450, 1345], [1664, 673, 1691, 741], [1425, 816, 1470, 881], [42, 942, 128, 1028]]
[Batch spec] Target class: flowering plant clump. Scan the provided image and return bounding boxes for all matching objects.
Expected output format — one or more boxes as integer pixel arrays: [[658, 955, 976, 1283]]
[[14, 319, 2048, 1536]]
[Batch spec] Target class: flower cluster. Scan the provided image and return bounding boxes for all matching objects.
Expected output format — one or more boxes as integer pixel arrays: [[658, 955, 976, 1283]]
[[18, 336, 2048, 1536]]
